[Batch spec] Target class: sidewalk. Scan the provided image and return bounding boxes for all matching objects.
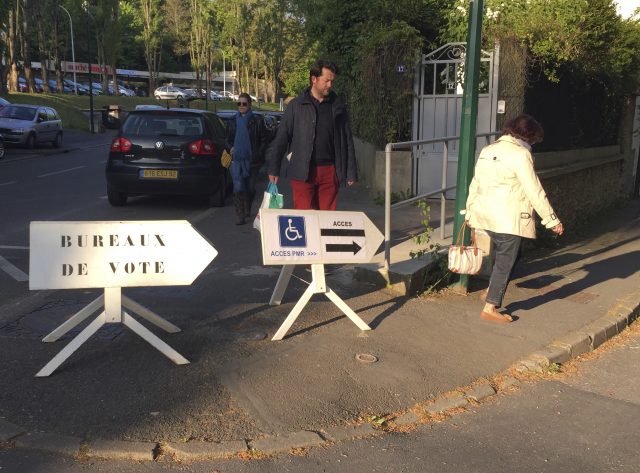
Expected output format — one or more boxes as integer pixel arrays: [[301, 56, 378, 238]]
[[1, 186, 640, 462]]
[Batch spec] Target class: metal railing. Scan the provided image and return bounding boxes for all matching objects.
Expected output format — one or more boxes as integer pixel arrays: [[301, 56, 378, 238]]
[[383, 131, 500, 273]]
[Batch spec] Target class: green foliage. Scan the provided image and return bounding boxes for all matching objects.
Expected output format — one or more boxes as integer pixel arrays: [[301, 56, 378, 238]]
[[349, 21, 423, 147], [410, 199, 451, 294]]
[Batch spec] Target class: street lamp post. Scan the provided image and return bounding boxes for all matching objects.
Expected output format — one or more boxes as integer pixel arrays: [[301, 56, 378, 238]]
[[59, 5, 77, 95]]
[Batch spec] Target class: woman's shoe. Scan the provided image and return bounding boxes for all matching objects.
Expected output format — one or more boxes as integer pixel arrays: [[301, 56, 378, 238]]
[[480, 310, 513, 324]]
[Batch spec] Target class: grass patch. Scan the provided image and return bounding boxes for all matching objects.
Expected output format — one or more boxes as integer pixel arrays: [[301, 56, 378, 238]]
[[4, 92, 281, 131]]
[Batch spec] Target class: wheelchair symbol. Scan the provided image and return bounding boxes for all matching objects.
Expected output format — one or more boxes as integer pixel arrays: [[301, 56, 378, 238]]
[[278, 215, 307, 247], [285, 219, 303, 241]]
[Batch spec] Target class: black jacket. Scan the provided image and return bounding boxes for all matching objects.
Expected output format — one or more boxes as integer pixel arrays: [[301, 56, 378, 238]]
[[225, 112, 270, 167], [266, 88, 357, 185]]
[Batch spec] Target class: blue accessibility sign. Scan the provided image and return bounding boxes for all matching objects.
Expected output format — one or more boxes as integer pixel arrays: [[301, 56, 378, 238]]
[[278, 216, 307, 247]]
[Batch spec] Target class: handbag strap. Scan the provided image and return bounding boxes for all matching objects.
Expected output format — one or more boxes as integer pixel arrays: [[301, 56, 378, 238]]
[[454, 220, 477, 248], [267, 182, 278, 195]]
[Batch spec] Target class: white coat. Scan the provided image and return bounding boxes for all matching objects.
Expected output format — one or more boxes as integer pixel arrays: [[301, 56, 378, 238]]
[[465, 135, 560, 239]]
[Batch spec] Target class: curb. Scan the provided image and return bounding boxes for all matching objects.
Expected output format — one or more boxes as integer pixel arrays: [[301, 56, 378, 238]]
[[515, 293, 640, 374], [3, 295, 639, 463]]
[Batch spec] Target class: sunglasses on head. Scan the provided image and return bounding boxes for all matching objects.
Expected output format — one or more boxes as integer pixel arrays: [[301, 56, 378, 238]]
[[237, 101, 249, 106]]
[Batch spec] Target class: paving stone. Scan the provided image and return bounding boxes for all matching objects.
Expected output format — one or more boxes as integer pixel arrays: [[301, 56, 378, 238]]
[[249, 431, 324, 454], [535, 345, 571, 365], [165, 440, 247, 460], [0, 419, 26, 442], [319, 423, 376, 442], [612, 312, 630, 334], [14, 432, 82, 457], [464, 383, 496, 402], [586, 318, 618, 349], [425, 394, 468, 415], [87, 440, 156, 461], [393, 411, 422, 426], [498, 376, 521, 390], [552, 331, 592, 357], [516, 353, 549, 373]]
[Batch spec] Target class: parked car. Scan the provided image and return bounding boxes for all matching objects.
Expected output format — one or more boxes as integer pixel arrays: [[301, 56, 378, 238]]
[[18, 76, 44, 93], [45, 79, 72, 93], [105, 108, 230, 207], [0, 134, 5, 159], [153, 86, 196, 101], [0, 104, 63, 148], [210, 90, 225, 101], [0, 97, 10, 109], [63, 79, 91, 95]]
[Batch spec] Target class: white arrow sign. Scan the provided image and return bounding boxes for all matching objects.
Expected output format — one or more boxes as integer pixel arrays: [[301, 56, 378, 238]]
[[260, 209, 383, 265], [30, 220, 217, 290]]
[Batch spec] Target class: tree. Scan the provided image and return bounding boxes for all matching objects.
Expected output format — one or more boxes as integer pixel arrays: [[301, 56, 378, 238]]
[[138, 0, 164, 91]]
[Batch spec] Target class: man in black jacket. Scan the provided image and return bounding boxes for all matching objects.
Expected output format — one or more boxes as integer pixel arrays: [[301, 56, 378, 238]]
[[226, 93, 270, 224], [266, 59, 357, 210]]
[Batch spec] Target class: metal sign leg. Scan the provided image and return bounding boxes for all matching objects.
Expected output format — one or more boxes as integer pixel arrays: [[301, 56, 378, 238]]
[[122, 295, 181, 333], [42, 295, 104, 342], [271, 264, 371, 340], [122, 312, 189, 365], [324, 289, 371, 331], [36, 312, 107, 377], [36, 287, 188, 377], [270, 265, 294, 306], [271, 284, 316, 341]]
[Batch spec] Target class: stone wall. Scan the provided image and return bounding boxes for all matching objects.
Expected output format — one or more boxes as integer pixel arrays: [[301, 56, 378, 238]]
[[536, 146, 628, 230]]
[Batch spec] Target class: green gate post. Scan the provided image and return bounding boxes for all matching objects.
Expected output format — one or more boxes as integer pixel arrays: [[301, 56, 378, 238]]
[[451, 0, 484, 292]]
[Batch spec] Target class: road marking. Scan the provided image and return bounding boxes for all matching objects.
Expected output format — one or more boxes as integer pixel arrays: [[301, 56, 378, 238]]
[[0, 245, 29, 250], [0, 181, 17, 187], [0, 255, 29, 282], [38, 165, 85, 178]]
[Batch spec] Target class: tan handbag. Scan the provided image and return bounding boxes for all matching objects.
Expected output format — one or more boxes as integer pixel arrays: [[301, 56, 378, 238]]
[[448, 221, 483, 275], [221, 150, 232, 168]]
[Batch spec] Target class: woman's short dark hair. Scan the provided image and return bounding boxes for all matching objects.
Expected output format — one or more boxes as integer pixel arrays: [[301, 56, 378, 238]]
[[238, 92, 251, 104], [309, 59, 338, 84], [502, 114, 544, 144]]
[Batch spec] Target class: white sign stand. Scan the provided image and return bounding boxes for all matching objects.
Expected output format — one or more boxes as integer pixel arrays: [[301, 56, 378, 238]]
[[269, 264, 371, 341], [36, 287, 188, 377]]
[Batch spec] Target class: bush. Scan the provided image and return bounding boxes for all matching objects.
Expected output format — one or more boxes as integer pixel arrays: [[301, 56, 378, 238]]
[[348, 21, 423, 148]]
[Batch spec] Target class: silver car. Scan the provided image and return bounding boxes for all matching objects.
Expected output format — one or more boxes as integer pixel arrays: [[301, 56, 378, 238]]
[[153, 86, 196, 101], [0, 104, 63, 148]]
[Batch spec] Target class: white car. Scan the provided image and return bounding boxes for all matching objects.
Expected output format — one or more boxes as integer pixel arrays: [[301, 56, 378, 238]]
[[153, 86, 196, 101]]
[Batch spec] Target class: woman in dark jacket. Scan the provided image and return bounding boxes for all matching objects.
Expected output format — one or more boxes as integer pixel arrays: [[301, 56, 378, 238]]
[[225, 93, 270, 224]]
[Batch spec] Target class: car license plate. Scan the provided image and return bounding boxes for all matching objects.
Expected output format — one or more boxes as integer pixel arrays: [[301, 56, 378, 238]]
[[140, 169, 178, 179]]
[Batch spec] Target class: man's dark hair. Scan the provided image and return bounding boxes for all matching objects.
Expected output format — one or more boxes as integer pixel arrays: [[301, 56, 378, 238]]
[[238, 92, 252, 104], [502, 114, 544, 144], [309, 59, 338, 84]]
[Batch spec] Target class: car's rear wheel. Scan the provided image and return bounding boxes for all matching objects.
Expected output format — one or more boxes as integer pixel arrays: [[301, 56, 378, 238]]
[[107, 186, 128, 206], [154, 94, 161, 100], [208, 176, 226, 207], [25, 133, 36, 149], [52, 132, 63, 148]]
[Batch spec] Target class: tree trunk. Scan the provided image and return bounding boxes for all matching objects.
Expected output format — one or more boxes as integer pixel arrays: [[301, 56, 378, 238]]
[[19, 0, 36, 93], [7, 8, 19, 92]]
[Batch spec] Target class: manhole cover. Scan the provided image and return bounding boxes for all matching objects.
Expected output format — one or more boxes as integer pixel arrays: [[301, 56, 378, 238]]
[[355, 353, 378, 363]]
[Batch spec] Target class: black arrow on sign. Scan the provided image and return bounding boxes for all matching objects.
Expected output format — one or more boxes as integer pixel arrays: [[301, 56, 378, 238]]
[[320, 228, 365, 237], [325, 241, 362, 255]]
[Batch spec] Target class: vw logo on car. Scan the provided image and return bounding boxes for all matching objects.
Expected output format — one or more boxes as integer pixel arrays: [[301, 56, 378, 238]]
[[155, 141, 165, 150]]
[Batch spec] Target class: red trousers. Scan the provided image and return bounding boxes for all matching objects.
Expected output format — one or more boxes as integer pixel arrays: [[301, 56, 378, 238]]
[[290, 165, 339, 210]]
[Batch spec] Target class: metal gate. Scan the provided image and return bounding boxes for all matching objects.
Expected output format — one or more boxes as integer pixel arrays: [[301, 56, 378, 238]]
[[412, 42, 499, 197]]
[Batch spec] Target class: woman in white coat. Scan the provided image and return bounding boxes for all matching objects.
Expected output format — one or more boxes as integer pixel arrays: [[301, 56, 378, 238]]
[[465, 114, 564, 324]]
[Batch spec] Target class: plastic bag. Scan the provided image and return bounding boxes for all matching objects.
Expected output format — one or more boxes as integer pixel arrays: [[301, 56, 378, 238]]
[[253, 182, 283, 231]]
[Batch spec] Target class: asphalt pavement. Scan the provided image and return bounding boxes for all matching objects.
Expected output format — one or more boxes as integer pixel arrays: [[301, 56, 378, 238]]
[[1, 130, 639, 466]]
